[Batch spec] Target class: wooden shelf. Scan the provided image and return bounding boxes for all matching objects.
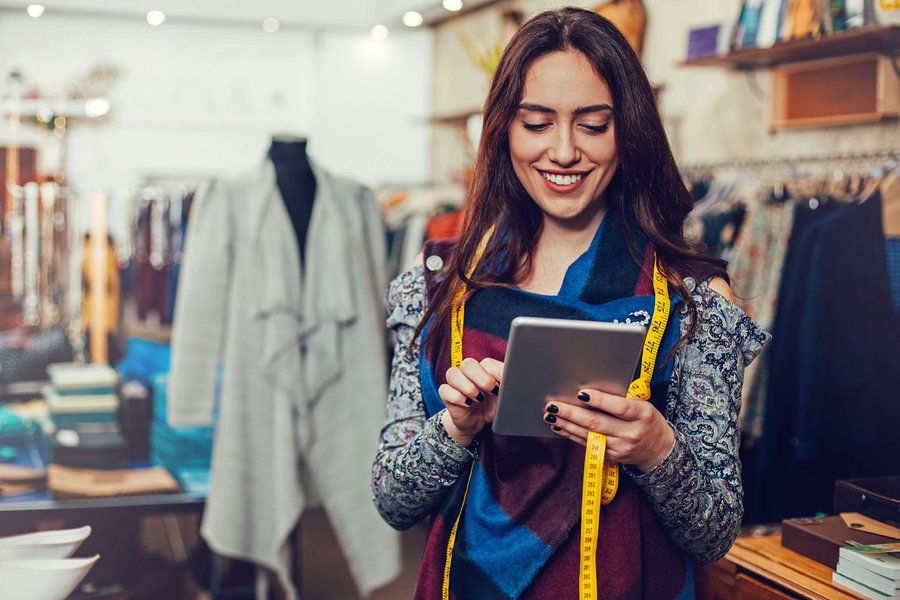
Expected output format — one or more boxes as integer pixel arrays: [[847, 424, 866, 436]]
[[681, 24, 900, 70]]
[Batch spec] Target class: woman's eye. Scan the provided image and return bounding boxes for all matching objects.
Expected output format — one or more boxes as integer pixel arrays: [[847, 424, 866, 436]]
[[581, 123, 610, 134], [522, 122, 550, 132]]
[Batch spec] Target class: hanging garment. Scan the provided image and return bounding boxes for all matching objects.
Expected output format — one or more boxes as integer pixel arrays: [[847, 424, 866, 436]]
[[753, 194, 900, 523], [728, 199, 795, 442], [167, 158, 400, 598]]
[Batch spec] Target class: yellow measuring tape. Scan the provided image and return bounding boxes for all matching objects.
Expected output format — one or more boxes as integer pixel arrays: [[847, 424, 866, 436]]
[[580, 257, 670, 600], [443, 226, 494, 600], [441, 228, 669, 600]]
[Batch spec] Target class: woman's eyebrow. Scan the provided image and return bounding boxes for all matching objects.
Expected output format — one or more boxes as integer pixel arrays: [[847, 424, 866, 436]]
[[517, 103, 613, 115], [573, 104, 613, 115], [518, 103, 554, 114]]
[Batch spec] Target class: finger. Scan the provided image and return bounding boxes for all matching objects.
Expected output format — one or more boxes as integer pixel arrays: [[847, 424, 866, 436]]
[[445, 366, 483, 403], [546, 402, 625, 439], [576, 388, 644, 422], [458, 357, 498, 398], [479, 358, 504, 388], [549, 423, 585, 447], [439, 383, 472, 409]]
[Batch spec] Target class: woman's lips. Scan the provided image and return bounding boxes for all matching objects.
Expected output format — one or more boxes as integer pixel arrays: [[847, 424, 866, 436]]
[[539, 169, 590, 193]]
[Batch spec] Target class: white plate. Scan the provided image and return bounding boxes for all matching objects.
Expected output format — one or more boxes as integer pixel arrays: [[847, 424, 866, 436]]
[[0, 554, 99, 600], [0, 526, 91, 560]]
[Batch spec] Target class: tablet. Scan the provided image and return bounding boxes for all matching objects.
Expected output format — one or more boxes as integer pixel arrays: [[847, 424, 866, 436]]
[[492, 316, 646, 438]]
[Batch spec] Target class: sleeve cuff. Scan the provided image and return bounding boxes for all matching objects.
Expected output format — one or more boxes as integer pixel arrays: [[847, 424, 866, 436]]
[[625, 424, 685, 487], [425, 410, 477, 464]]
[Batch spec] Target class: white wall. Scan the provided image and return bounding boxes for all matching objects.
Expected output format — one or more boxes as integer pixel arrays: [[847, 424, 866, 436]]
[[0, 11, 431, 192]]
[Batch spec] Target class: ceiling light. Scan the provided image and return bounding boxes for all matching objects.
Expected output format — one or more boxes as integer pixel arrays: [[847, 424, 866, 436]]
[[370, 24, 389, 40], [146, 10, 166, 26], [443, 0, 464, 11], [84, 98, 112, 118], [26, 4, 45, 18], [402, 11, 424, 27], [262, 17, 280, 33]]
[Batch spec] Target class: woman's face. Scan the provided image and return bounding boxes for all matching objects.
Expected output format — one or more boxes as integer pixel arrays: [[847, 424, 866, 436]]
[[508, 50, 619, 230]]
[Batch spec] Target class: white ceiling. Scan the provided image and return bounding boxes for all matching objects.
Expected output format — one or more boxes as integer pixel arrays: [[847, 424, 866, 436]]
[[0, 0, 461, 29]]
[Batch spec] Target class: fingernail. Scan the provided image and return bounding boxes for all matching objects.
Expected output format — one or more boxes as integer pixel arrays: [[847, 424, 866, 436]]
[[577, 391, 590, 402], [552, 426, 562, 431], [476, 392, 485, 403], [491, 386, 500, 396], [547, 404, 559, 414], [465, 398, 473, 406], [545, 414, 557, 424]]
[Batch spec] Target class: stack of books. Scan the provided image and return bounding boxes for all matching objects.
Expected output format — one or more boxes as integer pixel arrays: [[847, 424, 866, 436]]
[[833, 544, 900, 600], [44, 363, 119, 429]]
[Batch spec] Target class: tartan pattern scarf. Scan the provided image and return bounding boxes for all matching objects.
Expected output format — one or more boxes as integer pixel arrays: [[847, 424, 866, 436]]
[[415, 215, 693, 599]]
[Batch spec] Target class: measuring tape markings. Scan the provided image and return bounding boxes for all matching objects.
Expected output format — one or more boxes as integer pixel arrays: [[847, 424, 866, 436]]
[[580, 258, 670, 600]]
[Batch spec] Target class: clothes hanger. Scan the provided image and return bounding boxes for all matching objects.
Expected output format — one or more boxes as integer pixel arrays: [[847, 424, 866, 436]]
[[879, 170, 900, 238]]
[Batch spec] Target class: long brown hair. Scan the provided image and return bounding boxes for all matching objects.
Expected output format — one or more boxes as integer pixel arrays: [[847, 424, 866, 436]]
[[418, 7, 725, 352]]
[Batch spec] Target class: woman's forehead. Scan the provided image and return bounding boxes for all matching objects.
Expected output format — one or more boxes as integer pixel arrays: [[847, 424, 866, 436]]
[[520, 51, 612, 109]]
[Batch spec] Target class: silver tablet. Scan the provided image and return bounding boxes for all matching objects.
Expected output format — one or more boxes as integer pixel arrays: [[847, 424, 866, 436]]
[[492, 316, 647, 438]]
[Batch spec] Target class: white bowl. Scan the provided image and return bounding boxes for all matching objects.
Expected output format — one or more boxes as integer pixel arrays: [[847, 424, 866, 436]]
[[0, 554, 99, 600], [0, 526, 92, 560]]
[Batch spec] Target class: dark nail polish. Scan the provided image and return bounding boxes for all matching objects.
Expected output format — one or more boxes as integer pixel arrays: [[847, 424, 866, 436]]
[[545, 414, 557, 424], [547, 404, 559, 414], [476, 392, 485, 403], [491, 386, 500, 396], [577, 391, 590, 402], [552, 426, 562, 431], [465, 398, 473, 406]]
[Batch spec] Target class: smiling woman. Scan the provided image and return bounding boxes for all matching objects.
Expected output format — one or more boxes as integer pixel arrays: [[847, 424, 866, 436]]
[[371, 7, 770, 600]]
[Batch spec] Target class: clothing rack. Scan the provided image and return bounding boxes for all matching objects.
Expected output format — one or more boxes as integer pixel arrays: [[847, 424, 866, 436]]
[[681, 149, 900, 173]]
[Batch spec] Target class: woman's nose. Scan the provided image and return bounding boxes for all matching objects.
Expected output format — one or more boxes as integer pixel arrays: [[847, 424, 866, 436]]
[[548, 129, 579, 166]]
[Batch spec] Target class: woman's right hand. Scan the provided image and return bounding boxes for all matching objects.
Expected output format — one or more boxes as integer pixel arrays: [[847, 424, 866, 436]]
[[439, 357, 504, 447]]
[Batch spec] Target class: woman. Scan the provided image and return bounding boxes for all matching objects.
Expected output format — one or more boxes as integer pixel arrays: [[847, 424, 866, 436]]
[[372, 8, 769, 599]]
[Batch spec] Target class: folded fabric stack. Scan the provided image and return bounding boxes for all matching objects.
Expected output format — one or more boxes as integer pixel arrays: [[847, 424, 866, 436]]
[[0, 526, 99, 600], [47, 463, 180, 499], [45, 363, 119, 429], [45, 363, 127, 470], [149, 373, 212, 496], [0, 407, 47, 496]]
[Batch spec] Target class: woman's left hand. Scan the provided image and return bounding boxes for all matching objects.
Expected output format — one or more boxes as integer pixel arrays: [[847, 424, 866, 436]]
[[544, 389, 675, 473]]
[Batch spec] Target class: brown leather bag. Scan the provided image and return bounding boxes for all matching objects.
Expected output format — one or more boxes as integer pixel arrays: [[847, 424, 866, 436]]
[[595, 0, 647, 57]]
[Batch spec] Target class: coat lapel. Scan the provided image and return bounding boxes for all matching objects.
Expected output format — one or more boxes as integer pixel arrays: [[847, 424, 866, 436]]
[[250, 157, 359, 422]]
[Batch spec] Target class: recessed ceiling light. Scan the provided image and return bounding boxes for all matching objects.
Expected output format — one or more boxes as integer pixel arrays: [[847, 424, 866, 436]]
[[402, 11, 424, 27], [370, 24, 389, 40], [443, 0, 463, 11], [26, 4, 45, 18], [146, 10, 166, 26], [262, 17, 280, 33]]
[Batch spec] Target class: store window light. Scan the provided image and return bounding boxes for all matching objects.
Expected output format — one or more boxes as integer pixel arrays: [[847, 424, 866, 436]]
[[146, 10, 166, 26], [370, 24, 390, 40], [402, 11, 423, 27], [26, 4, 45, 18], [262, 17, 280, 33], [443, 0, 463, 11]]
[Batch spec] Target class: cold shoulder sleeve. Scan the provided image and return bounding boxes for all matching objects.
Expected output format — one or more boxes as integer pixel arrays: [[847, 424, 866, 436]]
[[628, 277, 770, 564], [371, 266, 476, 531]]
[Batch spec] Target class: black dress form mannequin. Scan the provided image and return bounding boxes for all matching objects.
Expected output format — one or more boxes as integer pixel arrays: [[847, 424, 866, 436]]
[[268, 137, 317, 267]]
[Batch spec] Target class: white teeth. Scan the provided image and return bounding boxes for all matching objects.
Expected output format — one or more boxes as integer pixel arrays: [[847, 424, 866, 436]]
[[542, 172, 583, 185]]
